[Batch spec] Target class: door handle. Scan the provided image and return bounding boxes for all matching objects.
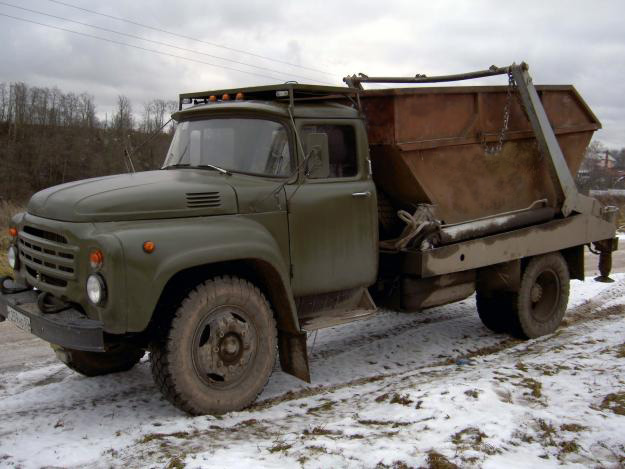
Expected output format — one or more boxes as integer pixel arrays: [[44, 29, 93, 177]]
[[352, 191, 372, 198]]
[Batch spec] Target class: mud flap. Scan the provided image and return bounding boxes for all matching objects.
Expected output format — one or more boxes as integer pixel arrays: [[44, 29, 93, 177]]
[[593, 238, 619, 283], [278, 330, 311, 383]]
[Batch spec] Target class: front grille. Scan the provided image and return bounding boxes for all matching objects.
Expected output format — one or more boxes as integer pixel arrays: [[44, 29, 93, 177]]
[[186, 191, 221, 208], [18, 226, 77, 290], [25, 267, 68, 287], [22, 226, 68, 244]]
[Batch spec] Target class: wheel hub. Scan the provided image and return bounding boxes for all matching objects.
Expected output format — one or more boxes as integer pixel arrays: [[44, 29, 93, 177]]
[[193, 308, 256, 386], [220, 333, 241, 357], [530, 283, 543, 303], [528, 268, 561, 324]]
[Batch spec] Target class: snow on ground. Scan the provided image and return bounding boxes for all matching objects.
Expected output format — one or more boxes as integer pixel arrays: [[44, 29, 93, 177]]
[[1, 276, 625, 468]]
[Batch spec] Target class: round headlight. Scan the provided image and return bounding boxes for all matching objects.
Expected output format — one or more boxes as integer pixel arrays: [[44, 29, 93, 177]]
[[7, 245, 18, 270], [86, 274, 107, 305]]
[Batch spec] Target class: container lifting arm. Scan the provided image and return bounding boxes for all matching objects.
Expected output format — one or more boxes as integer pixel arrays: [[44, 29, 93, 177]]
[[508, 64, 598, 217], [343, 63, 600, 217]]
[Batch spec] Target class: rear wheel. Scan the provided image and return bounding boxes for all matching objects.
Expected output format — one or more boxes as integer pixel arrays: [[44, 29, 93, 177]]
[[150, 276, 277, 415], [476, 290, 514, 333], [510, 253, 570, 339], [53, 343, 144, 377]]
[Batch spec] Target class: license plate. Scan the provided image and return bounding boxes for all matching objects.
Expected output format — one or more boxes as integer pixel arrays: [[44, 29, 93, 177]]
[[7, 306, 31, 333]]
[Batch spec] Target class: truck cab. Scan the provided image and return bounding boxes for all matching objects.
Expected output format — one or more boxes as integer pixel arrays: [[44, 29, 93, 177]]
[[1, 85, 379, 414]]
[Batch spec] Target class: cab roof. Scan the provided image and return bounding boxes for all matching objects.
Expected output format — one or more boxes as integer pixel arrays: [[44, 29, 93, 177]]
[[178, 83, 359, 111], [172, 83, 360, 120]]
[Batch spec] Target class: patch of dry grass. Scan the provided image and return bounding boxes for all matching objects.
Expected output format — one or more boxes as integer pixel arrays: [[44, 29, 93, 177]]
[[535, 419, 557, 447], [166, 457, 185, 469], [302, 426, 343, 437], [267, 438, 292, 453], [425, 451, 458, 469], [138, 433, 166, 444], [521, 378, 543, 399], [390, 393, 413, 406], [305, 400, 334, 414], [600, 392, 625, 415], [558, 440, 580, 455], [451, 427, 487, 448], [376, 460, 414, 469], [560, 423, 587, 433]]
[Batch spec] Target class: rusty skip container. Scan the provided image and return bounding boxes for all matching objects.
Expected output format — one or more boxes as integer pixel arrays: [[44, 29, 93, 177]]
[[360, 85, 600, 224]]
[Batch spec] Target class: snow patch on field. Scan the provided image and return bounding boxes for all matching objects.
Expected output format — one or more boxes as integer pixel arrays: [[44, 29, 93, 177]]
[[0, 276, 624, 468]]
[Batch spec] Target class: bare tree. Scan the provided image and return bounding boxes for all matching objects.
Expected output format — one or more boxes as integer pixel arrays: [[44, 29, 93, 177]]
[[77, 93, 96, 128], [113, 95, 133, 131], [141, 101, 154, 133], [0, 83, 7, 122], [0, 81, 175, 202]]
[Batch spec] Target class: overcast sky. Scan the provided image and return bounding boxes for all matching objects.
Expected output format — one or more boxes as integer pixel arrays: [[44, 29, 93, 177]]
[[1, 0, 623, 147]]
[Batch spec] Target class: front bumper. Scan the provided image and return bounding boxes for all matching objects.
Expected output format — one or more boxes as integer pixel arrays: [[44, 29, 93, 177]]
[[0, 285, 105, 352]]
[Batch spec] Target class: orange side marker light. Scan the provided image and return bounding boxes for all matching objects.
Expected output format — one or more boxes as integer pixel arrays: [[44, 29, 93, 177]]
[[89, 250, 104, 269]]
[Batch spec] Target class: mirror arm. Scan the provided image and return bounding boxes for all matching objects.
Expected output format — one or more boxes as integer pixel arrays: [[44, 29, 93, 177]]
[[288, 107, 307, 168]]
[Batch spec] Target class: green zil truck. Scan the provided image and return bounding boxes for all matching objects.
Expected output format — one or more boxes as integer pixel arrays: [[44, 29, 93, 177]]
[[0, 63, 618, 414]]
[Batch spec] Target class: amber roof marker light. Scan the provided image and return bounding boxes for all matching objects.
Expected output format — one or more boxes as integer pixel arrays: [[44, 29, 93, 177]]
[[143, 241, 156, 253]]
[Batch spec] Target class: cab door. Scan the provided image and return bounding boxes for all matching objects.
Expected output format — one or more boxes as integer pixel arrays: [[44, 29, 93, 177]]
[[286, 119, 378, 297]]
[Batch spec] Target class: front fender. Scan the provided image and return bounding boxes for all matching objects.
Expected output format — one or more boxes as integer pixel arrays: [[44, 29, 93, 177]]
[[107, 214, 294, 333]]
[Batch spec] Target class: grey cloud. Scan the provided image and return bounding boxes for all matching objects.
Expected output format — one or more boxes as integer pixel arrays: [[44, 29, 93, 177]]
[[1, 0, 623, 146]]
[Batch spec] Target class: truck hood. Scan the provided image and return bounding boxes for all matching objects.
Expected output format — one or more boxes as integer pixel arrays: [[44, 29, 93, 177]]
[[27, 170, 240, 222]]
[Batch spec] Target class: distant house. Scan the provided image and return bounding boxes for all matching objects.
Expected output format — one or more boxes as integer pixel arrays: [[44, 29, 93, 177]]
[[578, 150, 617, 178], [576, 149, 623, 191], [586, 150, 617, 170]]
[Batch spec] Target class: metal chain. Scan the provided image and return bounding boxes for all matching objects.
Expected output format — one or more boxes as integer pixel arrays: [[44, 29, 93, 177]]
[[484, 71, 516, 156]]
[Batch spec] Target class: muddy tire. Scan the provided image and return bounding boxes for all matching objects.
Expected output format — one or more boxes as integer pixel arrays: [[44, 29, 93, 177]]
[[53, 343, 144, 377], [150, 276, 277, 415], [509, 253, 570, 339], [475, 290, 514, 334]]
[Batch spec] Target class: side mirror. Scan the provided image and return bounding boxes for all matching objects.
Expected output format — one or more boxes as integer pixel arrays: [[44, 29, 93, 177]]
[[304, 132, 330, 179]]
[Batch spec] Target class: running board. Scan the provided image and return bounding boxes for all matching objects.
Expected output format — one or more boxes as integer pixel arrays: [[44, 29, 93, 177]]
[[297, 288, 377, 332]]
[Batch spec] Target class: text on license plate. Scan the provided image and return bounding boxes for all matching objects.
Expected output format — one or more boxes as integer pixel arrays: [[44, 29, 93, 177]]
[[7, 306, 31, 332]]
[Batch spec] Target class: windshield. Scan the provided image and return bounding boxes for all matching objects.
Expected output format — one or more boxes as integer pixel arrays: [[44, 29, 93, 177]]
[[162, 118, 292, 177]]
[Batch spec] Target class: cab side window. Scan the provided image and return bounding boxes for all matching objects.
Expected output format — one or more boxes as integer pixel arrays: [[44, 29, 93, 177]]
[[302, 124, 358, 178]]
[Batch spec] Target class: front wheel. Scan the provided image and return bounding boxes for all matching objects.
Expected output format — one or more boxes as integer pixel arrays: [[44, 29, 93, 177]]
[[150, 276, 277, 415], [510, 253, 570, 339]]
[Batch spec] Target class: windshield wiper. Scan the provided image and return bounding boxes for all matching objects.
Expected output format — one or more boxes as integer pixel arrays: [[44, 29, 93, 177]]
[[197, 164, 232, 176], [163, 163, 231, 175]]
